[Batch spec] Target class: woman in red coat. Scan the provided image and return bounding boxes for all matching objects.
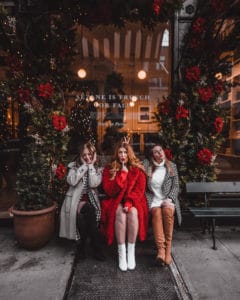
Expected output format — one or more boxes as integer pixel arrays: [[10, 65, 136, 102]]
[[100, 139, 149, 271]]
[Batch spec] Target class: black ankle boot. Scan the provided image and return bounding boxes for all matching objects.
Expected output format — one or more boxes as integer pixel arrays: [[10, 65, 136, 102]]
[[76, 239, 86, 260], [92, 243, 106, 261]]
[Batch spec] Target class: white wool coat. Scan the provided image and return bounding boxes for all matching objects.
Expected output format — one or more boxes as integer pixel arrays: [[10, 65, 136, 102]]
[[59, 162, 102, 240]]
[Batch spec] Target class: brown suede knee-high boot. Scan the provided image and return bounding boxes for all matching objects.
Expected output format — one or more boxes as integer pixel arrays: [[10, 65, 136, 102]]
[[162, 207, 175, 265], [151, 207, 165, 265]]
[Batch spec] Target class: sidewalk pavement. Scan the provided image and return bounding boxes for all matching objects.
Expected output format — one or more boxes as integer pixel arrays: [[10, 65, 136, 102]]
[[0, 225, 76, 300], [0, 222, 240, 300], [172, 226, 240, 300]]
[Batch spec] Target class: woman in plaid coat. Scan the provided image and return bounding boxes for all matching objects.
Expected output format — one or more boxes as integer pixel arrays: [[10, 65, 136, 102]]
[[143, 144, 182, 266], [59, 142, 105, 261]]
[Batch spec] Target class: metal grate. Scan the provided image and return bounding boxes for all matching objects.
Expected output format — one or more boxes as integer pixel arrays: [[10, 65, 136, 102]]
[[67, 239, 182, 300]]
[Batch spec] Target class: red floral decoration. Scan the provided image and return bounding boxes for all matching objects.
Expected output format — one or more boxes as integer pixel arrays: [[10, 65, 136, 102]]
[[214, 117, 224, 133], [52, 114, 67, 131], [192, 17, 206, 34], [175, 106, 189, 120], [17, 88, 30, 103], [56, 163, 67, 180], [153, 0, 163, 16], [164, 148, 173, 161], [197, 148, 213, 165], [197, 86, 213, 102], [185, 66, 200, 82], [38, 82, 54, 99]]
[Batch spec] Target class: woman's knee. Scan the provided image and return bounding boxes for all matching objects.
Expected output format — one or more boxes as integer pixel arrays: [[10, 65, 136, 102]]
[[162, 200, 175, 209], [127, 207, 138, 220], [115, 205, 126, 222]]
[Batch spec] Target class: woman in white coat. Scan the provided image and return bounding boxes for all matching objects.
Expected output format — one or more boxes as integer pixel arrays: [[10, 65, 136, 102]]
[[59, 142, 105, 261]]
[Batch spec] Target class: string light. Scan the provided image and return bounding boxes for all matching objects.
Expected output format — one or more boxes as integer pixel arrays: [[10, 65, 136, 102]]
[[89, 95, 95, 102]]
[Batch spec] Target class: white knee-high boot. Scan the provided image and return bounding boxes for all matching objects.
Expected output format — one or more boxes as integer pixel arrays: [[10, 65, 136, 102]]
[[118, 244, 127, 271], [127, 243, 136, 270]]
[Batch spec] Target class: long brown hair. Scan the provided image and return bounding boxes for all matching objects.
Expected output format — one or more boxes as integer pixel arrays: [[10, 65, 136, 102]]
[[109, 141, 145, 179], [149, 144, 175, 176]]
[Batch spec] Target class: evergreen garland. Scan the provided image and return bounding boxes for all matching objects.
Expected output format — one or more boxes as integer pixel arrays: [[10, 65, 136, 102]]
[[157, 0, 240, 191]]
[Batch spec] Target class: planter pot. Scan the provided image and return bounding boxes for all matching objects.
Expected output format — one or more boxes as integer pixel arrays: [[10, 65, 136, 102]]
[[11, 202, 57, 250]]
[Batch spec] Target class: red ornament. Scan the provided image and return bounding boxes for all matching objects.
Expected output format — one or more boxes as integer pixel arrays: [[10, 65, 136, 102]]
[[153, 0, 163, 16], [185, 66, 201, 82], [52, 114, 67, 131], [175, 106, 189, 120], [197, 87, 213, 103], [56, 163, 67, 179], [197, 148, 213, 165], [214, 117, 224, 133], [164, 148, 173, 161], [192, 17, 206, 34], [38, 83, 54, 99]]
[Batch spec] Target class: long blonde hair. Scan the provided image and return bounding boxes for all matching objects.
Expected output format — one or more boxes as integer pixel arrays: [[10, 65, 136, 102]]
[[109, 141, 145, 179], [149, 144, 175, 176], [75, 141, 97, 167]]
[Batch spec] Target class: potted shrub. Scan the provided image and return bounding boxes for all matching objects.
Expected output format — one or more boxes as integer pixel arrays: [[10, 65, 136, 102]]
[[9, 80, 70, 249], [11, 140, 57, 249]]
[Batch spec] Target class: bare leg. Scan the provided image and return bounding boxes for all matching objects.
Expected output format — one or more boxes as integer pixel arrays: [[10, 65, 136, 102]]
[[115, 204, 127, 244], [127, 207, 138, 270], [115, 204, 127, 271], [127, 207, 139, 243]]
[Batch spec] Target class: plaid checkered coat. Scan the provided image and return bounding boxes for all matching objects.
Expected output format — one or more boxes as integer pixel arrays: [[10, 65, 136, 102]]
[[59, 162, 102, 240], [143, 159, 182, 226]]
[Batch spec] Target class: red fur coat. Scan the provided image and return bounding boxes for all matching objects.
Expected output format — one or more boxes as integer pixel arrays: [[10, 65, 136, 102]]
[[100, 166, 149, 245]]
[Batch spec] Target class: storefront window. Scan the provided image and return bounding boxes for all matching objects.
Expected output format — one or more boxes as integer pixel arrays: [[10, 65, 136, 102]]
[[70, 22, 172, 154]]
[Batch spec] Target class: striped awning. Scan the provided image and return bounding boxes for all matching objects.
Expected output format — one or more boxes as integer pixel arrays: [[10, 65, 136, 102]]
[[73, 22, 170, 80]]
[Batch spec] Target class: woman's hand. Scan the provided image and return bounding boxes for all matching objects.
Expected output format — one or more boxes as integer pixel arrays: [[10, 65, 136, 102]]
[[80, 156, 86, 165], [92, 152, 97, 165], [121, 162, 128, 173]]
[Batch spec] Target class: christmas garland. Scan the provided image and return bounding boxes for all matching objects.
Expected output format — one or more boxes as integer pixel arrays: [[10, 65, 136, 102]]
[[157, 0, 240, 189]]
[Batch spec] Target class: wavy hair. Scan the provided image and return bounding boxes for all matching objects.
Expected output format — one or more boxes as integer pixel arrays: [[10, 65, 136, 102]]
[[109, 141, 145, 179], [75, 141, 97, 167], [149, 144, 175, 176]]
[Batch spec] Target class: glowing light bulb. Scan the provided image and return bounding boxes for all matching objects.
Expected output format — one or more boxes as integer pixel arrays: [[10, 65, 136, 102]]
[[137, 70, 147, 80], [77, 68, 87, 78], [129, 101, 135, 107], [89, 95, 95, 102], [131, 95, 137, 102]]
